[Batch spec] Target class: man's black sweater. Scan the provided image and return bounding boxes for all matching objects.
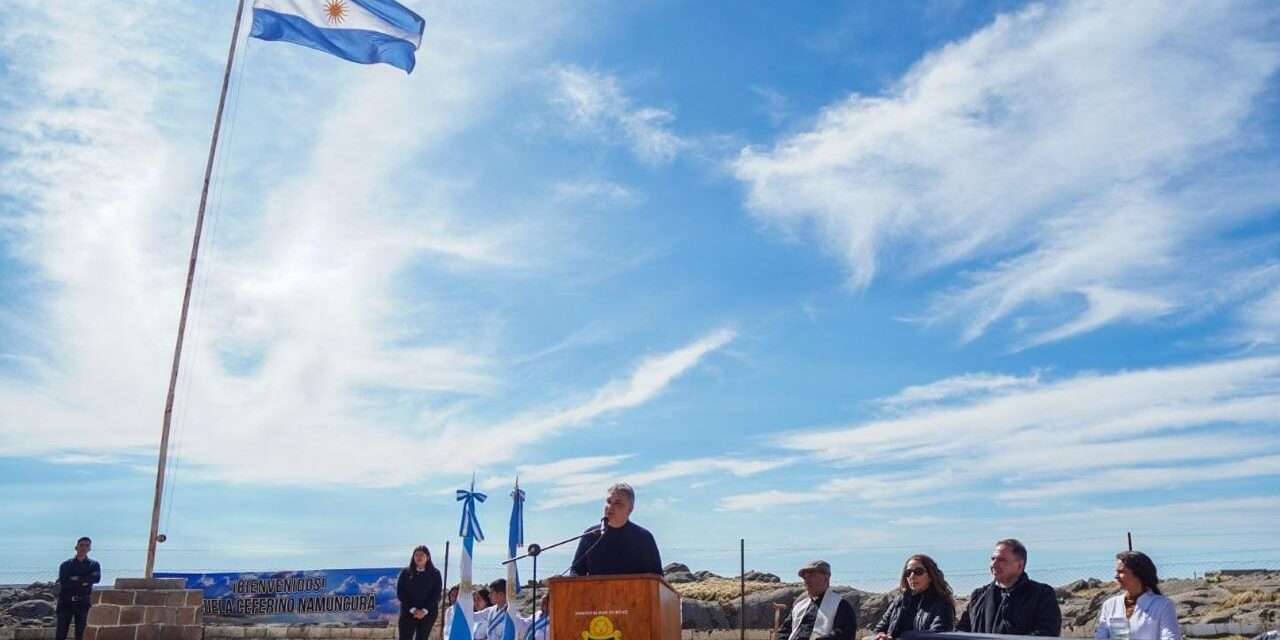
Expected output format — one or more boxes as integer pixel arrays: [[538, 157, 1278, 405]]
[[57, 557, 101, 603], [957, 573, 1061, 636], [569, 521, 662, 576]]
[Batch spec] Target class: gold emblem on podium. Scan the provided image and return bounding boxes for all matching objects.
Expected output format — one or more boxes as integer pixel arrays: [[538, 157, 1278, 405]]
[[582, 616, 622, 640]]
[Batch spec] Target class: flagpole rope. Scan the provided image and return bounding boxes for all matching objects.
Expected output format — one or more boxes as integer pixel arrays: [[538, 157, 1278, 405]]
[[162, 23, 258, 544], [145, 0, 249, 578]]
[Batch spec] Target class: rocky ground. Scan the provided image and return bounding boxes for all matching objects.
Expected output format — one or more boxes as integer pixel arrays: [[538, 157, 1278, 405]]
[[4, 566, 1277, 636], [0, 582, 57, 626]]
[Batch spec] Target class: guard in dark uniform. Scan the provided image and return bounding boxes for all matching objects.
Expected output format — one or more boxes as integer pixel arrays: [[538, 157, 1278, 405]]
[[56, 537, 101, 640]]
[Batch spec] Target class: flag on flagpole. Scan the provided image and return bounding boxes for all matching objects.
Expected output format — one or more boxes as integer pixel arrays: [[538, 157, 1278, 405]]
[[449, 479, 486, 640], [501, 478, 526, 640], [508, 478, 525, 593], [250, 0, 426, 73]]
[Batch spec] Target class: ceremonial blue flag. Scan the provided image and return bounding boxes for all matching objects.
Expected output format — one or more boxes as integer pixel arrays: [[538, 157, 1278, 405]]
[[507, 479, 525, 594], [499, 479, 526, 640], [250, 0, 426, 73]]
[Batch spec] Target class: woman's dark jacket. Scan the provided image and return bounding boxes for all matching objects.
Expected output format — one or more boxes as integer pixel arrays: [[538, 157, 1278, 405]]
[[874, 590, 955, 637], [396, 566, 443, 618]]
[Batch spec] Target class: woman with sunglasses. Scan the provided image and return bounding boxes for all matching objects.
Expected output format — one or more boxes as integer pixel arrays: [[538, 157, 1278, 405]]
[[873, 555, 956, 640], [396, 545, 443, 640]]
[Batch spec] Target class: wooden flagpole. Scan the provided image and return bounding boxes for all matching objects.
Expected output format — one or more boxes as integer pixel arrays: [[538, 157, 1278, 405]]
[[144, 0, 249, 579]]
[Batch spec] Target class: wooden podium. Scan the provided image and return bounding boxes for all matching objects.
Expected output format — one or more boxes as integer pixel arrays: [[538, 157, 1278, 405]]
[[547, 575, 682, 640]]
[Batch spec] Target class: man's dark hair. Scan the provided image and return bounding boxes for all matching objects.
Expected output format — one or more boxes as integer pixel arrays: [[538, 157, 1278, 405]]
[[607, 483, 636, 506], [1116, 551, 1162, 595], [76, 537, 91, 545], [488, 578, 507, 593], [996, 538, 1027, 563]]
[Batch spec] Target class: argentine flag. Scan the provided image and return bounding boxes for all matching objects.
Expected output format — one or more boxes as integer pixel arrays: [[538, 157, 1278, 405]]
[[450, 483, 486, 640], [250, 0, 425, 73]]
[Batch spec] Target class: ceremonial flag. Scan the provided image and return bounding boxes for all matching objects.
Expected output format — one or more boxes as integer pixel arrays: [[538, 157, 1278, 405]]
[[501, 478, 526, 640], [449, 480, 486, 640], [250, 0, 426, 73]]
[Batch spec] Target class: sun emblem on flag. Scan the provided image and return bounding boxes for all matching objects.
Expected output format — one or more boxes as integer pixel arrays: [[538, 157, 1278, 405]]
[[324, 0, 348, 25]]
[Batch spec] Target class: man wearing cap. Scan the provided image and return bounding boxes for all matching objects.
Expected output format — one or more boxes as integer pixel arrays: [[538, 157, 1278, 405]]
[[778, 561, 856, 640]]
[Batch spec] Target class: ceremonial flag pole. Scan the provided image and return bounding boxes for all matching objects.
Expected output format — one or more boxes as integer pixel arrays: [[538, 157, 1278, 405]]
[[144, 0, 248, 579], [141, 0, 425, 578]]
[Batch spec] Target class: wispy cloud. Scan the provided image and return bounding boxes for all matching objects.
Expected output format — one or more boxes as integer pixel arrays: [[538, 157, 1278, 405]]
[[0, 1, 656, 487], [550, 179, 642, 208], [731, 0, 1280, 346], [1236, 284, 1280, 348], [535, 453, 792, 510], [436, 328, 738, 473], [551, 65, 686, 165], [719, 356, 1280, 510], [877, 371, 1041, 410]]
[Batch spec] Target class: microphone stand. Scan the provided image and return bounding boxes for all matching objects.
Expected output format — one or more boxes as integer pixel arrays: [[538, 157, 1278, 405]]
[[503, 523, 605, 631]]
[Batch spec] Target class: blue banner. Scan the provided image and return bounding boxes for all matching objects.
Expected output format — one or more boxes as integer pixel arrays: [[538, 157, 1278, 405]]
[[156, 568, 402, 623]]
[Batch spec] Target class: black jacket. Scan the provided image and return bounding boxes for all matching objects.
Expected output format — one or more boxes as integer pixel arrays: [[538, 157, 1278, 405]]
[[57, 557, 101, 602], [396, 566, 443, 618], [956, 574, 1061, 636], [873, 590, 954, 637], [778, 592, 857, 640], [570, 521, 662, 576]]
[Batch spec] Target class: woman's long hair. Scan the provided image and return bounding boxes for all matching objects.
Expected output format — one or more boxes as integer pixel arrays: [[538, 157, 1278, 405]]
[[475, 589, 492, 608], [898, 554, 955, 609], [1116, 551, 1162, 595], [406, 544, 433, 578]]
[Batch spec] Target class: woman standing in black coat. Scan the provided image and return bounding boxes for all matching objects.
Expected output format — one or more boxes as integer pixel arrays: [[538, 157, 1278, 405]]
[[397, 545, 443, 640], [873, 555, 956, 640]]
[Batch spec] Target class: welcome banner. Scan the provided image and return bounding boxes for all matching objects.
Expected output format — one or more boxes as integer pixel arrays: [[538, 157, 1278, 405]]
[[156, 568, 402, 623]]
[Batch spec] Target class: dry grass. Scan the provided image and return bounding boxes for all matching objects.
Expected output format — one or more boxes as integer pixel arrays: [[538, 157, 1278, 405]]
[[1220, 590, 1280, 607], [671, 580, 790, 603]]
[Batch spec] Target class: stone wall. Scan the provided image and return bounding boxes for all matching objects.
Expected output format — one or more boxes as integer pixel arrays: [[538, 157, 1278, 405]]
[[85, 579, 203, 640]]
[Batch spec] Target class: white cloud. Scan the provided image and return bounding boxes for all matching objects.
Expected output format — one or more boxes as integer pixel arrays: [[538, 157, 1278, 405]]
[[536, 452, 791, 510], [1236, 284, 1280, 347], [1, 1, 717, 487], [551, 179, 642, 208], [877, 371, 1041, 410], [717, 356, 1280, 509], [479, 454, 632, 490], [437, 328, 736, 473], [999, 453, 1280, 501], [731, 0, 1280, 345], [551, 66, 686, 164]]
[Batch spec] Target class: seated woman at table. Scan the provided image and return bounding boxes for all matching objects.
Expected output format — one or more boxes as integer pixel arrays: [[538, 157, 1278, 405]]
[[872, 554, 955, 640], [1095, 551, 1182, 640]]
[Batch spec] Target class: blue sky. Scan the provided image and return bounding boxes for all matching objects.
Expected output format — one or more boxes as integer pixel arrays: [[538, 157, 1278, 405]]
[[2, 0, 1279, 593]]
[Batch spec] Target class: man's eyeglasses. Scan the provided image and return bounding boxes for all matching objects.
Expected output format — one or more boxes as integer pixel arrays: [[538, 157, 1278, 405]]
[[903, 567, 927, 577]]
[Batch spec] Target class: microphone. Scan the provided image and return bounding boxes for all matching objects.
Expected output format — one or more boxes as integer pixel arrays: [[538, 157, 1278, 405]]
[[599, 517, 608, 535]]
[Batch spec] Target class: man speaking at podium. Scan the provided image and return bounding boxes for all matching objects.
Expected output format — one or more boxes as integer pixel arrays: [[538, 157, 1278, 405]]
[[570, 483, 663, 576]]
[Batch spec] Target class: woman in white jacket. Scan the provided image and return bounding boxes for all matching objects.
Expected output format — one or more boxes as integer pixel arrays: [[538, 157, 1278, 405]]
[[1094, 551, 1182, 640]]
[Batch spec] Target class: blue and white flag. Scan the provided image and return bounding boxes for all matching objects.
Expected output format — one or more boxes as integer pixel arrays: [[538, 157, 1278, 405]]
[[501, 479, 525, 640], [449, 481, 486, 640], [507, 479, 525, 594], [250, 0, 426, 73]]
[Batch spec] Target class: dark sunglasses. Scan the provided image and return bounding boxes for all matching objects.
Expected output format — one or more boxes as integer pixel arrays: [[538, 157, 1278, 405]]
[[903, 567, 927, 577]]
